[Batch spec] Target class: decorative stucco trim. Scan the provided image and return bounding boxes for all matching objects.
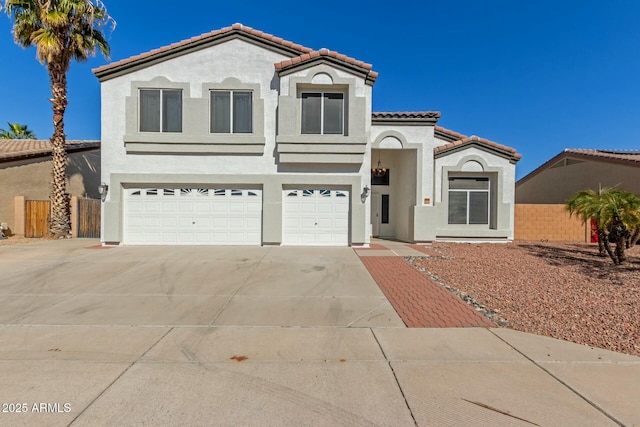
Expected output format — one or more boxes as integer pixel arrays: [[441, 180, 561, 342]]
[[372, 130, 409, 149]]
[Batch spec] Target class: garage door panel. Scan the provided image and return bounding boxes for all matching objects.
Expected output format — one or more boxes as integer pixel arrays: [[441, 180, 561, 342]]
[[316, 218, 333, 228], [228, 203, 244, 213], [282, 189, 350, 246], [178, 203, 194, 213], [162, 217, 178, 227], [228, 217, 244, 228], [124, 187, 262, 245]]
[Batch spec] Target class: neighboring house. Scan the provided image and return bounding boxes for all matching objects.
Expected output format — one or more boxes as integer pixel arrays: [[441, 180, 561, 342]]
[[93, 23, 521, 246], [516, 149, 640, 203], [514, 149, 640, 242], [0, 139, 100, 235]]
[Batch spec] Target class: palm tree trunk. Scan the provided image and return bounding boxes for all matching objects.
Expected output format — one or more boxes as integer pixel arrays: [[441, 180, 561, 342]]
[[615, 238, 627, 264], [627, 227, 640, 249], [599, 231, 619, 265], [48, 62, 71, 238]]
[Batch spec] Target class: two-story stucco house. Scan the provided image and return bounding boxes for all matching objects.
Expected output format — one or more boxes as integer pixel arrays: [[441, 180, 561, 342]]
[[93, 23, 521, 246]]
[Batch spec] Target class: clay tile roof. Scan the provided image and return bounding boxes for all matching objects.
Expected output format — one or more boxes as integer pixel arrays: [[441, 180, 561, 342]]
[[372, 112, 441, 120], [0, 139, 100, 162], [93, 23, 313, 78], [562, 148, 640, 163], [434, 135, 521, 162], [274, 48, 377, 82], [434, 125, 468, 141]]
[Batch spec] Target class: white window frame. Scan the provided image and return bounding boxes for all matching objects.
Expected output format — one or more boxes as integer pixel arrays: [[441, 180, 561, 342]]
[[300, 91, 345, 135], [448, 177, 490, 225], [210, 90, 253, 134], [139, 88, 182, 133]]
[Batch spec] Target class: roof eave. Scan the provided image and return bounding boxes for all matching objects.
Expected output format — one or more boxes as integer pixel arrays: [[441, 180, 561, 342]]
[[372, 116, 440, 126], [276, 57, 377, 86], [435, 142, 521, 164]]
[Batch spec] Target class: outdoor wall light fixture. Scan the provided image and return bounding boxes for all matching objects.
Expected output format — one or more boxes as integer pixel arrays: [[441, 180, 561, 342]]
[[98, 183, 109, 202], [361, 185, 370, 203]]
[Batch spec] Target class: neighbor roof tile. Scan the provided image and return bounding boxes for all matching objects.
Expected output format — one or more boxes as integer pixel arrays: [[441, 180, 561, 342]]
[[0, 140, 100, 162]]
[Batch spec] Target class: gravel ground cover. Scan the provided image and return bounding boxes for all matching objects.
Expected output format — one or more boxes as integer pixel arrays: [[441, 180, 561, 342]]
[[408, 241, 640, 357]]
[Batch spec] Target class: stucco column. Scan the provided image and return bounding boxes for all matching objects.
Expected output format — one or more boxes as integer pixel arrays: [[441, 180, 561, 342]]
[[13, 196, 25, 237], [70, 196, 79, 238]]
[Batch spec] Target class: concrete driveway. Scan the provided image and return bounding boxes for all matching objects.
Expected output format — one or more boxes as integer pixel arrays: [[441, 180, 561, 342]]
[[0, 240, 403, 328], [0, 239, 638, 427]]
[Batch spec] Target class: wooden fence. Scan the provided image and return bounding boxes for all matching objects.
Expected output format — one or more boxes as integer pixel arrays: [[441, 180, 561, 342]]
[[77, 198, 101, 238], [25, 200, 51, 238]]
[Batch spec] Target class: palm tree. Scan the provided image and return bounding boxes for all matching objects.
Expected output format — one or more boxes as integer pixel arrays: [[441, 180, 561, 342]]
[[2, 0, 113, 238], [567, 188, 640, 265], [0, 122, 37, 139]]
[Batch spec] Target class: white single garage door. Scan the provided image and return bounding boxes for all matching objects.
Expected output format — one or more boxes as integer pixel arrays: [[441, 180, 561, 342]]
[[282, 189, 349, 246], [124, 187, 262, 245]]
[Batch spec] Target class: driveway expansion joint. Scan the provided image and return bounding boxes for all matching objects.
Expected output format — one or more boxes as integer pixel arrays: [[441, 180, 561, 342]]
[[487, 329, 626, 427]]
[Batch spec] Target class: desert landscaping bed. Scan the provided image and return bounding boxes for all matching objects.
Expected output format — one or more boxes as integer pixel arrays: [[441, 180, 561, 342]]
[[408, 241, 640, 357]]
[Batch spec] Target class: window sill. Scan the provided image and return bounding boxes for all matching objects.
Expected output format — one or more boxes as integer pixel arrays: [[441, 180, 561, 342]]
[[125, 133, 265, 145]]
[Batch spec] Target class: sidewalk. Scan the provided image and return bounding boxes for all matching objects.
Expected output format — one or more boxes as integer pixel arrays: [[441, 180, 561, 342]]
[[355, 240, 492, 328]]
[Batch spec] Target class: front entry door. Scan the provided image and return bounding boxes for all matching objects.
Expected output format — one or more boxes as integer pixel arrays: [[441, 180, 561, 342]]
[[371, 192, 381, 237]]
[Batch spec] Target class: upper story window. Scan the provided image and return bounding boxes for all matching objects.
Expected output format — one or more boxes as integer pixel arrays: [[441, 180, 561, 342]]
[[448, 177, 490, 225], [211, 90, 253, 133], [139, 89, 182, 133], [301, 92, 344, 135]]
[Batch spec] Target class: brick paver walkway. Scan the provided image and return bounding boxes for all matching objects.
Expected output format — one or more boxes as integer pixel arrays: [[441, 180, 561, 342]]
[[359, 256, 493, 328]]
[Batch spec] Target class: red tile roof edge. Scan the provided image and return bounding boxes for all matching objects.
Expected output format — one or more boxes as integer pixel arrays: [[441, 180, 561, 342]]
[[372, 111, 441, 120], [0, 140, 100, 162], [93, 23, 314, 76], [434, 135, 521, 161], [434, 125, 468, 141], [516, 148, 640, 185], [563, 148, 640, 162], [275, 48, 377, 80]]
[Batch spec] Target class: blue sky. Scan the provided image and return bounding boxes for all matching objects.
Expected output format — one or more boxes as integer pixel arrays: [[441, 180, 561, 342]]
[[1, 0, 639, 179]]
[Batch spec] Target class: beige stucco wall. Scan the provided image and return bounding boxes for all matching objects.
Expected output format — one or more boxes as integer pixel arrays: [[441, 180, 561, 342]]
[[516, 160, 640, 204], [0, 150, 100, 234]]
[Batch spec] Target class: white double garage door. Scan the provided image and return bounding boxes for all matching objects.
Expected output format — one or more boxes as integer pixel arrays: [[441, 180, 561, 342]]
[[124, 187, 349, 246]]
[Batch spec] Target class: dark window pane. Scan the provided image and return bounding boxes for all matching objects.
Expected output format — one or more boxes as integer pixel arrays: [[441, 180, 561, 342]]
[[301, 93, 321, 134], [233, 91, 252, 133], [211, 91, 231, 133], [449, 177, 489, 190], [140, 89, 160, 132], [323, 93, 343, 134], [162, 90, 182, 132], [381, 194, 390, 224], [469, 192, 489, 224], [448, 191, 467, 224], [371, 169, 390, 185]]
